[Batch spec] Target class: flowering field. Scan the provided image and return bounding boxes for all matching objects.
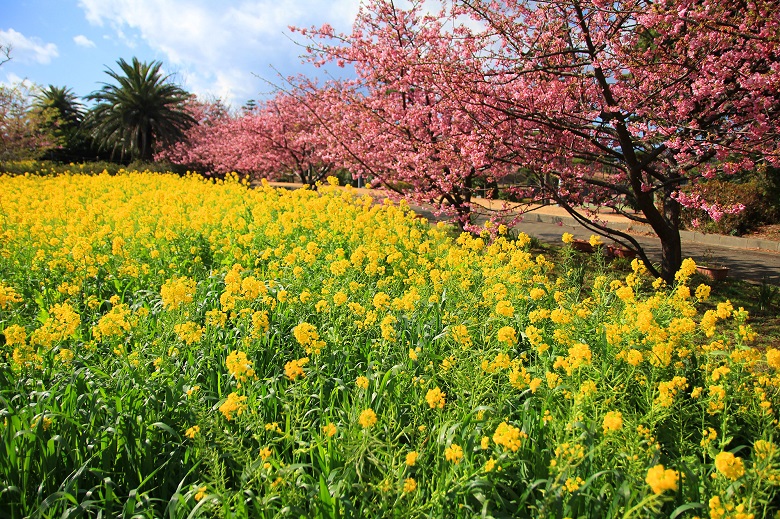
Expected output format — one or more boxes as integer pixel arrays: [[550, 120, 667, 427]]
[[0, 171, 778, 518]]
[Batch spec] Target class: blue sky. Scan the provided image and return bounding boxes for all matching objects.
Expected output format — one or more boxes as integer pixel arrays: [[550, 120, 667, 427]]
[[1, 0, 360, 108]]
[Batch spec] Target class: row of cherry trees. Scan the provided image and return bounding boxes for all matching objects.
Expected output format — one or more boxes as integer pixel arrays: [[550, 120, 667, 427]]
[[161, 0, 780, 281]]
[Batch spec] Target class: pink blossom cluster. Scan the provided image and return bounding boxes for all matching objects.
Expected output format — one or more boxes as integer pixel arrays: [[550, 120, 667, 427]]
[[672, 191, 746, 222]]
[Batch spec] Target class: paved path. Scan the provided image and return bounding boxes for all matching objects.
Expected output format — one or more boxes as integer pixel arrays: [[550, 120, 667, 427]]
[[508, 215, 780, 284]]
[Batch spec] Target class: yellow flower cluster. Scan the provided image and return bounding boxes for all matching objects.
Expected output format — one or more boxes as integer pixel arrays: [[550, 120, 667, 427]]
[[160, 276, 196, 310], [405, 451, 418, 466], [445, 443, 464, 464], [655, 376, 688, 407], [92, 303, 133, 341], [226, 350, 256, 385], [492, 421, 526, 452], [714, 451, 745, 480], [496, 326, 517, 345], [293, 322, 326, 355], [359, 408, 377, 428], [284, 357, 309, 381], [602, 411, 623, 434], [322, 423, 337, 437], [173, 321, 204, 345], [0, 283, 22, 309], [30, 303, 81, 348], [219, 392, 247, 421], [645, 464, 678, 494], [450, 324, 472, 348], [709, 496, 754, 519], [425, 387, 446, 409]]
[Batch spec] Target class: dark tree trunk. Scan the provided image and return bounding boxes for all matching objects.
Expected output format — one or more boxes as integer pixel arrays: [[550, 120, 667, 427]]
[[631, 170, 683, 284]]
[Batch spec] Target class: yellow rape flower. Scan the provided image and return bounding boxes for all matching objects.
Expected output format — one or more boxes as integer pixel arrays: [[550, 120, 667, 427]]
[[674, 258, 697, 282], [645, 464, 678, 494], [219, 392, 247, 421], [425, 387, 446, 409], [714, 451, 745, 480], [333, 291, 348, 306], [0, 283, 23, 308], [623, 349, 643, 366], [194, 486, 207, 501], [160, 276, 196, 310], [359, 408, 377, 429], [30, 303, 81, 347], [284, 357, 309, 380], [495, 300, 514, 317], [58, 348, 75, 364], [226, 350, 256, 385], [497, 326, 517, 345], [695, 283, 711, 301], [754, 440, 777, 460], [493, 421, 526, 452], [173, 321, 204, 345], [602, 411, 623, 434], [445, 443, 464, 464], [322, 422, 337, 437], [372, 292, 391, 310], [767, 348, 780, 370], [3, 324, 27, 346], [406, 451, 419, 466], [293, 322, 325, 354], [450, 324, 472, 348]]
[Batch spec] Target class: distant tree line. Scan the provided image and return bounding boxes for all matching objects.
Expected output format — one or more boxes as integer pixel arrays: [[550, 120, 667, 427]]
[[1, 55, 194, 165]]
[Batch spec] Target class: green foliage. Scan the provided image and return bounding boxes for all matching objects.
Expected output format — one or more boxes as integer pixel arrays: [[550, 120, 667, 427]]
[[33, 85, 95, 163]]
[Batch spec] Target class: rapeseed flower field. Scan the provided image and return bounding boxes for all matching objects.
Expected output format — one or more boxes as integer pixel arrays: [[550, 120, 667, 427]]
[[0, 170, 778, 518]]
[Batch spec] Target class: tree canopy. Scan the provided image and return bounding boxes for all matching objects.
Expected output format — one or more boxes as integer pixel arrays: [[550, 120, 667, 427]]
[[85, 58, 195, 162]]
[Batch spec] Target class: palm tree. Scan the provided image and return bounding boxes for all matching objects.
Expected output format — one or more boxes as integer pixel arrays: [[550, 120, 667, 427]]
[[34, 85, 90, 162], [36, 85, 84, 125], [85, 57, 195, 162]]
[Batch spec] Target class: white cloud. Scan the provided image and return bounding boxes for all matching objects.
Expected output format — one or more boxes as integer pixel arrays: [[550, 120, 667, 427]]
[[0, 28, 59, 64], [73, 34, 96, 48], [1, 72, 26, 88], [76, 0, 359, 106]]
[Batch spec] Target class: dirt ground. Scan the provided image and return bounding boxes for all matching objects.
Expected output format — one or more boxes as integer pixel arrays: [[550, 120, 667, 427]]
[[744, 223, 780, 242]]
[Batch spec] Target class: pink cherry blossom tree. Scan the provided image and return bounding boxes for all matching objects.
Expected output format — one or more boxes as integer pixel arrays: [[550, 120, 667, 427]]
[[156, 96, 232, 173], [0, 81, 60, 162], [159, 91, 336, 185], [295, 0, 779, 280], [440, 0, 780, 280], [292, 0, 516, 230]]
